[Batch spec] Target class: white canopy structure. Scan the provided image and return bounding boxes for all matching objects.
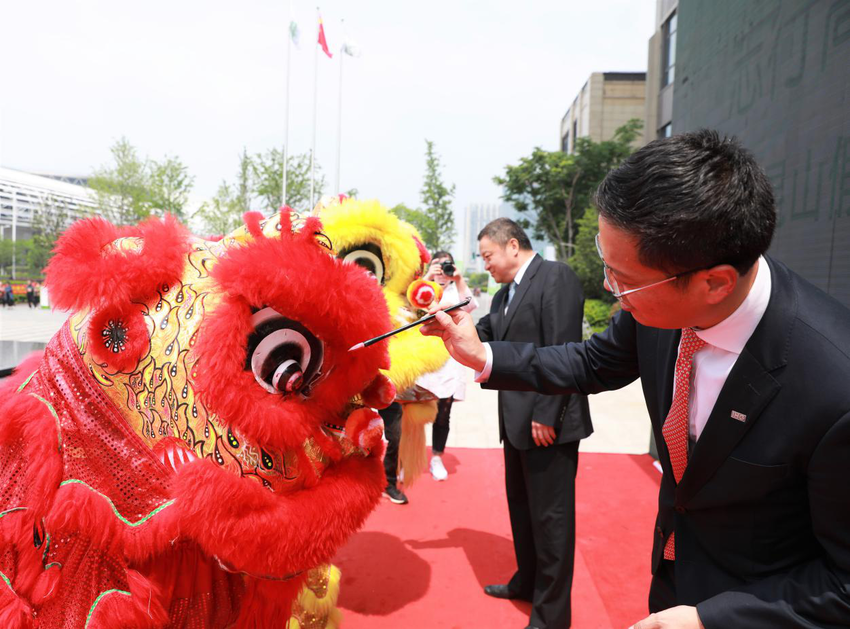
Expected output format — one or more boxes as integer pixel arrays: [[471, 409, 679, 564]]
[[0, 167, 100, 278]]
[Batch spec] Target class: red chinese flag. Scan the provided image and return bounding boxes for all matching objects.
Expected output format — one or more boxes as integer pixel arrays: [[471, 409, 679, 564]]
[[318, 16, 333, 58]]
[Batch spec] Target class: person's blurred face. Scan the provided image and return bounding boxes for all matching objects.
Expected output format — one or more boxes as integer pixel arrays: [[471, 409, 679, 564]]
[[597, 217, 710, 329], [478, 236, 518, 284]]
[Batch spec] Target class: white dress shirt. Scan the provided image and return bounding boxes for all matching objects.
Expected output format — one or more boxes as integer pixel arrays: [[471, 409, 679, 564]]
[[477, 256, 772, 442], [684, 256, 771, 440]]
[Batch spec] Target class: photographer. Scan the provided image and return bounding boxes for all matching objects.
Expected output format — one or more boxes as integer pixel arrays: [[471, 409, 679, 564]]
[[416, 251, 477, 481]]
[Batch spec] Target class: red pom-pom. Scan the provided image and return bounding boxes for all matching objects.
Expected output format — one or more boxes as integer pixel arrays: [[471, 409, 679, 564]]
[[88, 304, 150, 372], [407, 279, 443, 309], [361, 374, 396, 409]]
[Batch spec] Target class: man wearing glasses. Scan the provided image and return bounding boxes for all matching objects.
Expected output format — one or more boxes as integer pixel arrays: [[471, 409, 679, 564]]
[[422, 130, 850, 628]]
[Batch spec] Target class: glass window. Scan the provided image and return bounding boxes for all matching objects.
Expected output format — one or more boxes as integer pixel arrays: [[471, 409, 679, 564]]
[[659, 123, 672, 139], [662, 11, 677, 87]]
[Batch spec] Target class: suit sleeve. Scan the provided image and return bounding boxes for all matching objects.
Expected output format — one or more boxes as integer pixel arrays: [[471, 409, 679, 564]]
[[476, 313, 494, 343], [476, 289, 502, 343], [696, 410, 850, 628], [483, 308, 640, 396], [530, 264, 585, 427]]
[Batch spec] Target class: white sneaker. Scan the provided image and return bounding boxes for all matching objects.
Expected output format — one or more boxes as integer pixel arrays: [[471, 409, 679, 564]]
[[430, 456, 448, 481]]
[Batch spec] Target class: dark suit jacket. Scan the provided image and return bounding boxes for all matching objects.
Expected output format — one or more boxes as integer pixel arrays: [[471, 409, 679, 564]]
[[476, 255, 592, 450], [484, 256, 850, 626]]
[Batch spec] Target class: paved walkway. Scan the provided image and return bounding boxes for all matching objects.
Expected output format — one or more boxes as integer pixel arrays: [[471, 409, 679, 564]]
[[0, 301, 652, 455]]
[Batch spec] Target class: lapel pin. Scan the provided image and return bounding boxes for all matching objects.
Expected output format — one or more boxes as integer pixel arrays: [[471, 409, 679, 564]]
[[730, 410, 747, 422]]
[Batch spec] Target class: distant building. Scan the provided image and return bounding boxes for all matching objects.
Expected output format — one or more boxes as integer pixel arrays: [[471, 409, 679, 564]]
[[649, 0, 850, 306], [0, 167, 99, 277], [644, 0, 678, 140], [560, 72, 647, 154], [461, 202, 551, 274]]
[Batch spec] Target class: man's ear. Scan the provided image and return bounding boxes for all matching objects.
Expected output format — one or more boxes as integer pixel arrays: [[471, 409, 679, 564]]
[[702, 265, 739, 305]]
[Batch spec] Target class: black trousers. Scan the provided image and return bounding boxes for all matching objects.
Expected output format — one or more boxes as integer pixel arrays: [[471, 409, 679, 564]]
[[379, 402, 402, 487], [431, 397, 454, 454], [504, 437, 580, 629]]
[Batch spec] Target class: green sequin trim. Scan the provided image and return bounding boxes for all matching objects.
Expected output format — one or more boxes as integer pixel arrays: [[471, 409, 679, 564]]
[[42, 533, 51, 565], [16, 369, 37, 393], [0, 569, 15, 595], [85, 589, 131, 628], [59, 480, 174, 527], [28, 393, 62, 453], [0, 507, 27, 520]]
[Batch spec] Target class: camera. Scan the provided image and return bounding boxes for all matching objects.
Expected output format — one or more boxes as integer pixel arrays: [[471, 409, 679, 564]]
[[440, 261, 456, 276]]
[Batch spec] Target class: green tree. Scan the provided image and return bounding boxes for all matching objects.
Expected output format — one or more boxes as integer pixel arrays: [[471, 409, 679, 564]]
[[89, 137, 151, 225], [253, 149, 324, 212], [494, 119, 642, 262], [467, 272, 490, 290], [195, 182, 243, 237], [0, 239, 13, 275], [390, 203, 434, 240], [149, 156, 194, 220], [419, 140, 456, 251], [568, 206, 611, 301], [28, 195, 74, 274]]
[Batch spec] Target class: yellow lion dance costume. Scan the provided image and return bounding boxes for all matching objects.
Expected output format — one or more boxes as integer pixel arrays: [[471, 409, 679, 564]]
[[318, 198, 449, 488]]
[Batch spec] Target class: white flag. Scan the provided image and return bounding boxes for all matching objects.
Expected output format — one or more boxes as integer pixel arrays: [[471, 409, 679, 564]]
[[341, 39, 361, 57], [289, 20, 301, 48]]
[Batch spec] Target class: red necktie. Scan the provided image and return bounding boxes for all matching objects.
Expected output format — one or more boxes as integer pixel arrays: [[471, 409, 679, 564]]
[[662, 327, 706, 560]]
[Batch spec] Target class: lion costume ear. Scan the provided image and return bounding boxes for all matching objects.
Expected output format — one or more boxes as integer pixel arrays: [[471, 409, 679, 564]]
[[45, 214, 189, 312]]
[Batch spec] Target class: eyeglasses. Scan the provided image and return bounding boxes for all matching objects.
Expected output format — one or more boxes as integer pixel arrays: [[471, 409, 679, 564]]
[[595, 233, 692, 300]]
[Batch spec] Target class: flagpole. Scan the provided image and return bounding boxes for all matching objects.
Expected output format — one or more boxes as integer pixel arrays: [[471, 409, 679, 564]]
[[282, 0, 293, 207], [335, 21, 344, 196], [310, 7, 319, 209]]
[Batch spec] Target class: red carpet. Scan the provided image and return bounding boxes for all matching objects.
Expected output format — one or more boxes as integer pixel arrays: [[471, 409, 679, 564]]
[[334, 449, 661, 628]]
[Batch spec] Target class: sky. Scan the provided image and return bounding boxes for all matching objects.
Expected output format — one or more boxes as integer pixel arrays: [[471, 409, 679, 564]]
[[0, 0, 656, 240]]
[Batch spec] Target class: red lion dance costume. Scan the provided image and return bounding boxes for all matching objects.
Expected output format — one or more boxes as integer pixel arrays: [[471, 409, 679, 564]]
[[0, 209, 396, 628]]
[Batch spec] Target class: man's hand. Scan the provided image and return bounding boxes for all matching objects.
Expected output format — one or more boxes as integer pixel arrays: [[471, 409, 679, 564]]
[[531, 421, 556, 447], [629, 606, 705, 629], [420, 309, 487, 371]]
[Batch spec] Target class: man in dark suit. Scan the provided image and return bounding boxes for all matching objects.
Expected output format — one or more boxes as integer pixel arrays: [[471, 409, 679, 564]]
[[423, 131, 850, 628], [474, 217, 592, 629]]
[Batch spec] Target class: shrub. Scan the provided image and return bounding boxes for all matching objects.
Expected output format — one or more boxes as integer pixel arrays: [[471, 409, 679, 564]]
[[584, 299, 611, 333]]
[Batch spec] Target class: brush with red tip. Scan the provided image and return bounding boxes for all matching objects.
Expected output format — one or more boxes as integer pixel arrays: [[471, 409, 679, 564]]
[[348, 297, 472, 352]]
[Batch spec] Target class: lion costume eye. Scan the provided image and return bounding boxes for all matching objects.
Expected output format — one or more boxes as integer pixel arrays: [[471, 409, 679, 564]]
[[339, 243, 384, 284], [245, 308, 324, 397]]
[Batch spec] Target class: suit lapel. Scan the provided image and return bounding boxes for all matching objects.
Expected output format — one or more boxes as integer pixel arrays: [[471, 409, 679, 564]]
[[676, 349, 781, 502], [500, 256, 542, 340], [657, 329, 681, 426]]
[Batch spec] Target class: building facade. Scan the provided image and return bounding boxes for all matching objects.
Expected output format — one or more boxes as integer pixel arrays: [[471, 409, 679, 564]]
[[662, 0, 850, 306], [560, 72, 647, 154], [644, 0, 679, 140], [0, 168, 99, 277]]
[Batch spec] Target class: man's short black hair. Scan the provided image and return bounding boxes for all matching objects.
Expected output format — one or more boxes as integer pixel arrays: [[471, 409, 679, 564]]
[[477, 217, 533, 251], [594, 129, 776, 276]]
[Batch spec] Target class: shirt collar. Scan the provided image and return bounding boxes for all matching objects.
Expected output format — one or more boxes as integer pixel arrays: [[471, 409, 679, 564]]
[[513, 253, 538, 286], [694, 255, 771, 355]]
